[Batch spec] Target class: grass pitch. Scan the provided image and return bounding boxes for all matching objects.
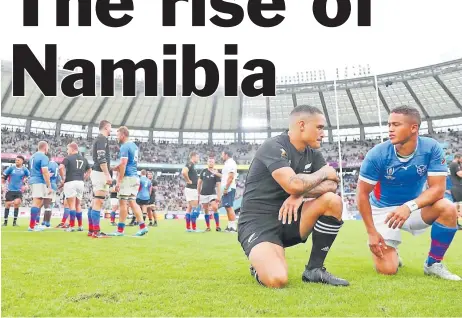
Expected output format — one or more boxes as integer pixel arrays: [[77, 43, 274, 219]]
[[2, 219, 462, 317]]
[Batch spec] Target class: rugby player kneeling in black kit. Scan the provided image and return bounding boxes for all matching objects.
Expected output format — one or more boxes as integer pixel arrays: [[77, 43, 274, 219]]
[[238, 105, 349, 288]]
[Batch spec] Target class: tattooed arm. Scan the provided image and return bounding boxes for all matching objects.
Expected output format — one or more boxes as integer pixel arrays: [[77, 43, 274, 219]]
[[272, 165, 338, 196], [302, 180, 339, 198]]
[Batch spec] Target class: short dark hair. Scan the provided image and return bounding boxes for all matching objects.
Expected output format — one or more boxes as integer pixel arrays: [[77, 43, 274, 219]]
[[391, 106, 421, 127], [190, 151, 198, 158], [455, 153, 462, 159], [141, 169, 147, 175], [223, 150, 233, 157], [290, 105, 323, 117], [99, 120, 111, 130], [16, 155, 25, 161]]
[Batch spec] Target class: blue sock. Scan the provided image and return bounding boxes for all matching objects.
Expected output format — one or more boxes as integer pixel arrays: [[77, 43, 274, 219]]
[[117, 222, 125, 233], [76, 212, 82, 226], [214, 212, 220, 227], [110, 211, 116, 221], [185, 213, 191, 229], [87, 209, 93, 231], [30, 207, 40, 228], [35, 213, 40, 223], [427, 222, 457, 266], [204, 214, 210, 228], [191, 209, 197, 228], [69, 210, 76, 227], [91, 210, 101, 230]]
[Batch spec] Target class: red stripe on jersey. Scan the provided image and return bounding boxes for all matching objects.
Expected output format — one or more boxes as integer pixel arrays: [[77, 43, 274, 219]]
[[373, 181, 381, 202]]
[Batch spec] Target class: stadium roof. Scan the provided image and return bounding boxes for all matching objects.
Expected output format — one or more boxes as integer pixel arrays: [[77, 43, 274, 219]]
[[1, 59, 461, 132]]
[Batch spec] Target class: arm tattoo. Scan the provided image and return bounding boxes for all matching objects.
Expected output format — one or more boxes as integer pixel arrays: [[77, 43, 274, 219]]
[[303, 180, 338, 198], [288, 170, 327, 196]]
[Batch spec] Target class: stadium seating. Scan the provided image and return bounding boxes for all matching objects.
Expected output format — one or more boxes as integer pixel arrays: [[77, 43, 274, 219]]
[[3, 129, 460, 213]]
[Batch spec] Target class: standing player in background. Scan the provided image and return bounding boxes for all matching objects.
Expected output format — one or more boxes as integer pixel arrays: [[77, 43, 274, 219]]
[[60, 142, 91, 233], [89, 120, 113, 238], [182, 152, 200, 232], [28, 141, 53, 232], [220, 150, 238, 233], [136, 170, 152, 224], [357, 106, 460, 280], [39, 154, 60, 228], [109, 126, 148, 237], [198, 157, 222, 232], [109, 178, 119, 226], [449, 153, 462, 230], [2, 155, 29, 227], [147, 171, 158, 227]]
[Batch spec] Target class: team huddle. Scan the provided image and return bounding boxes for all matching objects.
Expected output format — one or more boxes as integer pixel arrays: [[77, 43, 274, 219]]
[[2, 105, 461, 287]]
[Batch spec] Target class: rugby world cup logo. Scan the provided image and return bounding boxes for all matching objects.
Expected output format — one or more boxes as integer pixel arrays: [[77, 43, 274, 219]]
[[385, 167, 395, 180]]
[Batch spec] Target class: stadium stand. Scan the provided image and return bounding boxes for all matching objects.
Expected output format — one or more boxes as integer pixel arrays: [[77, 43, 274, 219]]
[[1, 58, 462, 216]]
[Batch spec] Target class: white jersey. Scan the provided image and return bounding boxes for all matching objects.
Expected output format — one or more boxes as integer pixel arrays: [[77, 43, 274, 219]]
[[221, 158, 237, 190]]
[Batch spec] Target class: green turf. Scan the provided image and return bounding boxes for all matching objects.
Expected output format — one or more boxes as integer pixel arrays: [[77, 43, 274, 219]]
[[2, 220, 462, 317]]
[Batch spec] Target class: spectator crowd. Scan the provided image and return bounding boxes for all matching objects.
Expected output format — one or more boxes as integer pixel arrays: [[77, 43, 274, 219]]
[[2, 128, 461, 216]]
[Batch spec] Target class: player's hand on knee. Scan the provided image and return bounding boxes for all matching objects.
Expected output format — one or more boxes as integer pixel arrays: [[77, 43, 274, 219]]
[[384, 205, 411, 229], [279, 195, 303, 224], [368, 230, 387, 258]]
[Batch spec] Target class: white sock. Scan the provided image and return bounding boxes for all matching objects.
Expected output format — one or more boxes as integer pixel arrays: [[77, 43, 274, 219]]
[[228, 220, 236, 230]]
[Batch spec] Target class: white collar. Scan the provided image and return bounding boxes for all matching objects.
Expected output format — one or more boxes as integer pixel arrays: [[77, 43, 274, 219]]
[[394, 138, 419, 163]]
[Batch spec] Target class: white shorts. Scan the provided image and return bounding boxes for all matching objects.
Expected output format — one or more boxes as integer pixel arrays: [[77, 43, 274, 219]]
[[110, 198, 119, 206], [63, 181, 85, 200], [372, 205, 430, 249], [91, 171, 109, 193], [118, 176, 140, 200], [200, 194, 217, 204], [31, 184, 52, 199], [185, 188, 198, 202]]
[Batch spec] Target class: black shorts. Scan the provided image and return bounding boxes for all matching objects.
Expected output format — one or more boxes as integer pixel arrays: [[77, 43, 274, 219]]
[[136, 199, 150, 206], [5, 191, 22, 202], [237, 205, 306, 258], [149, 198, 155, 205], [451, 187, 462, 202]]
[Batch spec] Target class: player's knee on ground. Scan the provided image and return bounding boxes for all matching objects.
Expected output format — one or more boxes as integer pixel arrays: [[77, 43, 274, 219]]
[[374, 248, 399, 275], [375, 260, 399, 275], [263, 271, 288, 289], [253, 261, 288, 288], [249, 243, 288, 288], [320, 192, 343, 219]]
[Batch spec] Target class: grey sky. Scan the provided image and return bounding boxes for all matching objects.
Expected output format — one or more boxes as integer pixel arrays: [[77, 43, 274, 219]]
[[0, 0, 461, 84]]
